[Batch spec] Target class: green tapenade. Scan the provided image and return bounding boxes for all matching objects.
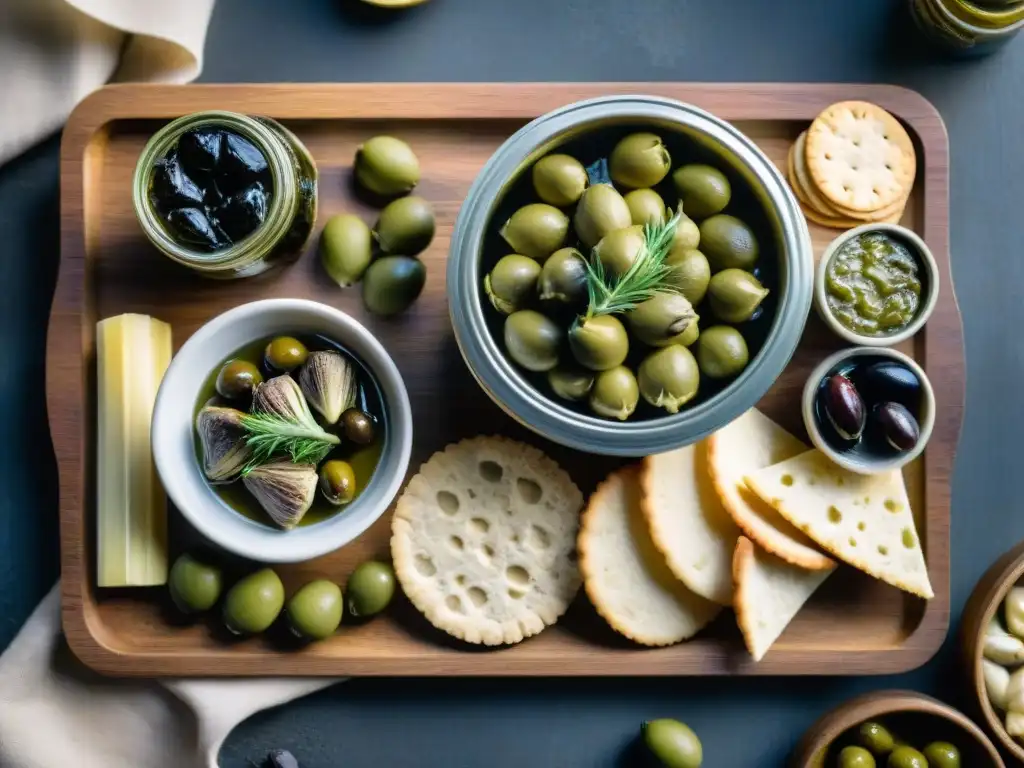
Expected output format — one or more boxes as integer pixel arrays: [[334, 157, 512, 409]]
[[825, 232, 921, 337]]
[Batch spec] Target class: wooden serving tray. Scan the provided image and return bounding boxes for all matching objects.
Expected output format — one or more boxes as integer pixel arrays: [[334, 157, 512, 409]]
[[51, 83, 962, 677]]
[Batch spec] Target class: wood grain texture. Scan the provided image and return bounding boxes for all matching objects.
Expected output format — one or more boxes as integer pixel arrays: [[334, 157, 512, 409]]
[[789, 690, 1005, 767], [51, 83, 961, 677], [960, 541, 1024, 764]]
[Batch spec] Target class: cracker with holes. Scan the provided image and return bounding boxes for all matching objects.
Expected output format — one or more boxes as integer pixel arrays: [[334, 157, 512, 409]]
[[579, 467, 721, 646], [391, 435, 583, 646], [742, 448, 932, 599], [805, 100, 916, 214]]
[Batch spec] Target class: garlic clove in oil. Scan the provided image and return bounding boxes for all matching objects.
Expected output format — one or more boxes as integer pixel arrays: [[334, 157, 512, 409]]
[[984, 617, 1024, 666], [985, 659, 1011, 711], [242, 460, 318, 530], [195, 406, 251, 482], [297, 351, 357, 425]]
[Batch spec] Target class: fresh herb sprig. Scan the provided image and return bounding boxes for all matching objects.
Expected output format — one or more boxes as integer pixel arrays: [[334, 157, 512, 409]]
[[239, 411, 339, 472], [582, 210, 681, 320]]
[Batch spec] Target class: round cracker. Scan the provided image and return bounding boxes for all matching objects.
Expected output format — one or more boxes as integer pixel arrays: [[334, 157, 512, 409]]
[[805, 100, 916, 213], [799, 199, 905, 230], [794, 131, 907, 221], [640, 442, 738, 606], [579, 467, 721, 647], [391, 435, 583, 646], [706, 409, 834, 571]]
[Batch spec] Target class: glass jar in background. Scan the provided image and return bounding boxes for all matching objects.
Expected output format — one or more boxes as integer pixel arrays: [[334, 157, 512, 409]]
[[910, 0, 1024, 55], [133, 111, 318, 279]]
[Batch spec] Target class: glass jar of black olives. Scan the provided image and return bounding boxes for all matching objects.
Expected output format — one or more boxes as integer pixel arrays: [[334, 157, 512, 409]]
[[132, 111, 317, 278]]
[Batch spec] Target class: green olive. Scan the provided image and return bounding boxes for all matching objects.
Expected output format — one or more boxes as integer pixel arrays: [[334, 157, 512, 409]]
[[672, 164, 732, 219], [594, 225, 645, 278], [485, 254, 541, 314], [547, 365, 595, 401], [374, 196, 435, 256], [921, 742, 960, 768], [532, 154, 588, 206], [354, 135, 420, 196], [168, 553, 222, 614], [609, 132, 672, 188], [346, 561, 396, 618], [886, 746, 928, 768], [264, 336, 309, 373], [319, 214, 373, 287], [696, 326, 749, 379], [670, 212, 702, 252], [699, 214, 759, 272], [707, 269, 769, 323], [504, 310, 562, 372], [638, 345, 700, 414], [341, 408, 376, 445], [538, 247, 588, 306], [568, 315, 629, 371], [675, 319, 700, 347], [215, 359, 263, 401], [499, 203, 569, 261], [627, 292, 698, 347], [665, 248, 711, 305], [857, 722, 896, 755], [362, 256, 426, 316], [838, 746, 877, 768], [574, 184, 632, 249], [641, 718, 702, 768], [589, 365, 639, 421], [222, 568, 285, 635], [287, 580, 343, 641], [624, 188, 666, 226], [320, 459, 356, 505]]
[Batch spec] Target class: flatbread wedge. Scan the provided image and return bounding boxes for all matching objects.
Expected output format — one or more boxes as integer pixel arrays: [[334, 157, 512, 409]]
[[706, 409, 834, 571], [641, 441, 738, 605], [579, 467, 722, 647], [743, 449, 932, 599], [733, 536, 835, 661]]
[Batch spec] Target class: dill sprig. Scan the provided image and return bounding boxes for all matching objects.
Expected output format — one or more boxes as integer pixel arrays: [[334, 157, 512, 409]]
[[582, 210, 681, 320], [239, 411, 339, 472]]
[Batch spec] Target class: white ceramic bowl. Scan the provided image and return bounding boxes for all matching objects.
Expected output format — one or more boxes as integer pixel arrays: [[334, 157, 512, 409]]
[[802, 347, 935, 475], [814, 223, 939, 347], [152, 299, 413, 563]]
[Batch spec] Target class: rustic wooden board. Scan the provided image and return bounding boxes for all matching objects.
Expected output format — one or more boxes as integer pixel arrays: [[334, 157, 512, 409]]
[[51, 83, 960, 677]]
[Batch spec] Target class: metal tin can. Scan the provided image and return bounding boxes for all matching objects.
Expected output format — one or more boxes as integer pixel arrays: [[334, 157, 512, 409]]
[[447, 95, 813, 457], [133, 111, 317, 279]]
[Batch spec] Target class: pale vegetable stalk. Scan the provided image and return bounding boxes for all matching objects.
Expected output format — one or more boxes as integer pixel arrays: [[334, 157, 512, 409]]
[[96, 314, 171, 587]]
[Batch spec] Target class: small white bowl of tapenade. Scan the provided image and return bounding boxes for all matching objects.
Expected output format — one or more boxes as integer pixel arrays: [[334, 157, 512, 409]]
[[815, 223, 939, 347]]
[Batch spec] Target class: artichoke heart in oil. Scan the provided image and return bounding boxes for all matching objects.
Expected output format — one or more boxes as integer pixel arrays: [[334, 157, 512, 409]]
[[244, 375, 340, 466], [196, 406, 252, 483], [297, 351, 357, 425], [242, 460, 319, 530]]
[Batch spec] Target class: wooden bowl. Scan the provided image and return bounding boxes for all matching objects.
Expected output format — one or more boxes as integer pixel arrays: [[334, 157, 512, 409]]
[[790, 690, 1005, 767], [961, 539, 1024, 763]]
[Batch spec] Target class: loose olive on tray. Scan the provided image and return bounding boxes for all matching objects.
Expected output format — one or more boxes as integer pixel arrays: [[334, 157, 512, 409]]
[[374, 195, 435, 256], [168, 553, 223, 614], [481, 129, 768, 421], [354, 135, 420, 196], [320, 214, 373, 287], [223, 568, 285, 635], [287, 579, 343, 641], [346, 560, 396, 618], [362, 256, 427, 316]]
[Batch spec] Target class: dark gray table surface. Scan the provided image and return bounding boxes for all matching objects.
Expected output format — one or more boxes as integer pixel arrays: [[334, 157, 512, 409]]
[[2, 1, 1023, 765]]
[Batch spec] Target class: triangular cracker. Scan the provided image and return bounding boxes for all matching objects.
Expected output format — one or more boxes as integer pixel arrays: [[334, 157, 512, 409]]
[[707, 409, 834, 571], [743, 449, 932, 599], [733, 536, 835, 661]]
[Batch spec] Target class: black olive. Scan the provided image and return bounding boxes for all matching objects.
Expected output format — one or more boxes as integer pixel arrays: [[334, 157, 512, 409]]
[[266, 749, 299, 768], [341, 408, 376, 445], [822, 374, 866, 442], [856, 361, 921, 411], [164, 207, 226, 251], [219, 133, 269, 194], [216, 181, 269, 242], [177, 128, 223, 180], [874, 401, 920, 451], [151, 151, 203, 211]]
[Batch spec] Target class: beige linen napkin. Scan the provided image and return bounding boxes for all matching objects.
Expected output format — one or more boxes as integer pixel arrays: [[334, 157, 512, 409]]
[[0, 0, 215, 164], [0, 586, 336, 768]]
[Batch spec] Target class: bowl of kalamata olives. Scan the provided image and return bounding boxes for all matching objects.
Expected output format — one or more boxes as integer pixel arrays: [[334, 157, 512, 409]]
[[801, 347, 935, 475]]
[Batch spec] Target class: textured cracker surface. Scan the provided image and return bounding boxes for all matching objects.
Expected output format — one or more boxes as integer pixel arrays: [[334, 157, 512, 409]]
[[732, 536, 835, 662], [391, 436, 583, 646], [743, 449, 933, 599], [641, 442, 738, 605], [579, 467, 721, 647], [706, 410, 834, 571]]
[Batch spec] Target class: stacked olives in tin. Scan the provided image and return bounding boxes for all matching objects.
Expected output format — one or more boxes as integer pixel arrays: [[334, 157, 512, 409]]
[[834, 720, 961, 768], [168, 553, 396, 643], [484, 131, 770, 421]]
